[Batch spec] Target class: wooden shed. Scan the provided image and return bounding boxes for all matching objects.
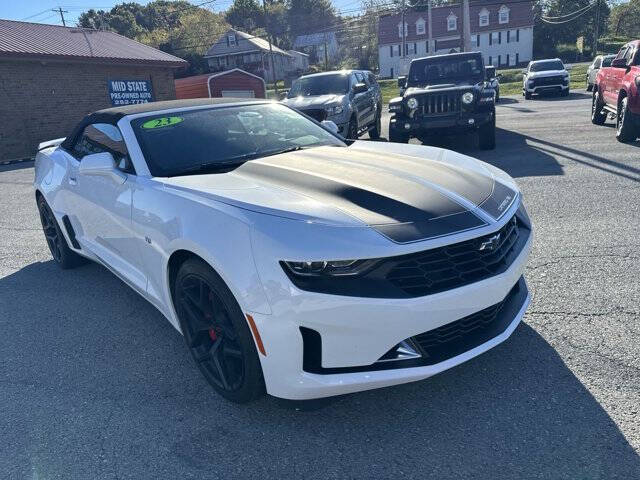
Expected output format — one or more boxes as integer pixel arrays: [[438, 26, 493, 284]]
[[175, 68, 266, 99]]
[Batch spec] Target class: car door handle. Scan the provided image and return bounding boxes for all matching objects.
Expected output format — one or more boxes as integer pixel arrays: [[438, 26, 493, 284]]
[[69, 176, 77, 185]]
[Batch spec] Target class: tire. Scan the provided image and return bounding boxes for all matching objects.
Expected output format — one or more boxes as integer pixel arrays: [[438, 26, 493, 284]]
[[368, 110, 382, 140], [562, 88, 570, 97], [347, 117, 358, 140], [591, 89, 607, 126], [478, 113, 496, 150], [616, 96, 638, 143], [495, 88, 500, 103], [37, 196, 86, 269], [524, 91, 532, 100], [389, 127, 409, 143], [174, 257, 265, 403], [586, 82, 593, 92]]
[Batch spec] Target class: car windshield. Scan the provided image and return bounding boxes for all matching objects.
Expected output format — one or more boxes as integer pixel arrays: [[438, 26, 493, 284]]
[[288, 74, 350, 97], [602, 56, 614, 67], [131, 103, 345, 177], [530, 60, 564, 72], [407, 56, 484, 86]]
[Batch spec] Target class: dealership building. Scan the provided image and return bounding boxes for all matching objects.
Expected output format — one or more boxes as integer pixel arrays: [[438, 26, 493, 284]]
[[378, 0, 534, 78], [0, 19, 187, 162]]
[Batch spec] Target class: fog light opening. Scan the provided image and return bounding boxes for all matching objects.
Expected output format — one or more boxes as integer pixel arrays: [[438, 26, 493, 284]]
[[376, 340, 422, 363]]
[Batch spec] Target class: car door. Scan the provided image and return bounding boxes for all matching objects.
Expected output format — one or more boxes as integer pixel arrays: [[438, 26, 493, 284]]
[[366, 72, 382, 117], [65, 123, 147, 293], [353, 72, 374, 127], [606, 46, 629, 105]]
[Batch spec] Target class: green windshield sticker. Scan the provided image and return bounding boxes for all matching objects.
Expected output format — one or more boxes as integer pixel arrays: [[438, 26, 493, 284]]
[[141, 116, 183, 129]]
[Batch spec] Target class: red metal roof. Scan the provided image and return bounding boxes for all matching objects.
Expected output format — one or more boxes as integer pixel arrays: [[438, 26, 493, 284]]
[[378, 0, 534, 46], [0, 19, 187, 67]]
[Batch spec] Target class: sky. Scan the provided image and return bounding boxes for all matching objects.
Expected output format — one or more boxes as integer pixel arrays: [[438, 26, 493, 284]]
[[2, 0, 362, 26]]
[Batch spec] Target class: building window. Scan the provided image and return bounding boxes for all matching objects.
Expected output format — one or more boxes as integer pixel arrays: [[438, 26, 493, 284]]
[[398, 22, 408, 38], [498, 55, 501, 66], [489, 33, 492, 46], [413, 42, 417, 54], [425, 40, 429, 53], [516, 29, 520, 42], [447, 13, 457, 31], [416, 19, 425, 35], [506, 54, 510, 66], [434, 39, 438, 51], [499, 5, 510, 24], [479, 8, 489, 27], [488, 56, 492, 66], [498, 31, 502, 44], [390, 45, 393, 57], [476, 34, 480, 47], [227, 34, 236, 46], [507, 30, 510, 43], [390, 67, 394, 78], [516, 53, 519, 64]]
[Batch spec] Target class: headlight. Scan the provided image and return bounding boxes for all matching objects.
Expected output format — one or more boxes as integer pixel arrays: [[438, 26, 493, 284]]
[[462, 92, 474, 104], [389, 102, 402, 113], [281, 259, 376, 277], [406, 97, 419, 110], [325, 105, 343, 116]]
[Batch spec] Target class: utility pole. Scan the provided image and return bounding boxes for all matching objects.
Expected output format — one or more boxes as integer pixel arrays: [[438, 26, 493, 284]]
[[401, 0, 406, 59], [52, 6, 68, 27], [324, 33, 329, 71], [462, 0, 471, 52], [427, 0, 433, 56], [262, 0, 278, 94], [593, 0, 600, 57]]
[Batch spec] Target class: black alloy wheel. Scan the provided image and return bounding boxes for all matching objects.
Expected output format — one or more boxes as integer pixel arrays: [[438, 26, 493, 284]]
[[347, 117, 358, 140], [591, 90, 607, 125], [39, 199, 63, 263], [37, 196, 85, 269], [175, 258, 264, 403], [616, 96, 638, 143], [369, 110, 382, 140]]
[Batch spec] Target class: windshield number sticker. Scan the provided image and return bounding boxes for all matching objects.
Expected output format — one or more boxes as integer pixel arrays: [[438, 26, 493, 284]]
[[141, 116, 183, 129]]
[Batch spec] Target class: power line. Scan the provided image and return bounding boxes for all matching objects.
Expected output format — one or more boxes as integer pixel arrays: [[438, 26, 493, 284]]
[[52, 6, 69, 26]]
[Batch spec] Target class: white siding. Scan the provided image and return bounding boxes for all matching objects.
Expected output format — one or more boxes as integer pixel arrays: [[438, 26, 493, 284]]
[[378, 26, 533, 78]]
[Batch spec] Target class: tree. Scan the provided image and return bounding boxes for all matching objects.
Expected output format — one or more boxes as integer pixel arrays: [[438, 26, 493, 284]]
[[78, 1, 229, 77], [225, 0, 264, 33], [609, 0, 640, 38], [287, 0, 338, 40]]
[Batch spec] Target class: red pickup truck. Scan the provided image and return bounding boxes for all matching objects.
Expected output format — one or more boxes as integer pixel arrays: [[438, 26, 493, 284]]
[[591, 40, 640, 142]]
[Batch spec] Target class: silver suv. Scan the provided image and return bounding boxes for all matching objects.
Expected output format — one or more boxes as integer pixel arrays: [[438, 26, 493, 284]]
[[281, 70, 382, 139]]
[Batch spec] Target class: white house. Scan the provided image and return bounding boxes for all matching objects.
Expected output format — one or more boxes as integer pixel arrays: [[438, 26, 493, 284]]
[[378, 1, 535, 78]]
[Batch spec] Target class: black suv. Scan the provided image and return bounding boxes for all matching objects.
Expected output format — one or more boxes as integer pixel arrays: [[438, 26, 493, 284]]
[[389, 52, 496, 149]]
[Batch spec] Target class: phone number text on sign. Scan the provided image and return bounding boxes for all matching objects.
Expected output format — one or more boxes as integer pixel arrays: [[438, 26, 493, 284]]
[[108, 80, 154, 106]]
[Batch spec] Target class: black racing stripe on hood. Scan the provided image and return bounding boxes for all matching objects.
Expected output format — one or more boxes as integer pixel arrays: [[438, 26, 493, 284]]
[[375, 211, 486, 244], [479, 180, 518, 219], [236, 156, 487, 243]]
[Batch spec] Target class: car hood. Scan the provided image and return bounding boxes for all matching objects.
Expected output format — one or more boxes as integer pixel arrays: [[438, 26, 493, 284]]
[[405, 80, 482, 93], [282, 94, 346, 109], [161, 142, 518, 244], [527, 70, 568, 79]]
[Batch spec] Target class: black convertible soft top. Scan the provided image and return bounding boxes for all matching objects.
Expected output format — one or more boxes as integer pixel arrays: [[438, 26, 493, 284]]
[[61, 98, 269, 151]]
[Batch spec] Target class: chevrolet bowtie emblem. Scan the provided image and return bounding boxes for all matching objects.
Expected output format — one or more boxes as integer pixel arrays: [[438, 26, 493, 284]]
[[479, 233, 501, 252]]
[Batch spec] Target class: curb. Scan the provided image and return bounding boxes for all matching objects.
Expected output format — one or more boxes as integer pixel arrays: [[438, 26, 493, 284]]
[[0, 157, 34, 166]]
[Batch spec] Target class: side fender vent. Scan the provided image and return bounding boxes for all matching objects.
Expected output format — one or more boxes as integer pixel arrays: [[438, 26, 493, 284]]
[[61, 215, 81, 249]]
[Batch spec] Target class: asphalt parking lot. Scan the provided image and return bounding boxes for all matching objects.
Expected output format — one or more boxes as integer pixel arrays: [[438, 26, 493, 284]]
[[1, 91, 639, 479]]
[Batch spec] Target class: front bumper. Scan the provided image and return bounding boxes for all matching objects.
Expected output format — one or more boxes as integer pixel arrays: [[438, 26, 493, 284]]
[[390, 111, 493, 136], [250, 221, 533, 400], [524, 83, 569, 94]]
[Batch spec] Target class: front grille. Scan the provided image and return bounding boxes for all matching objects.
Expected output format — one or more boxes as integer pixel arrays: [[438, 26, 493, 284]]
[[418, 92, 462, 116], [300, 108, 326, 122], [531, 76, 564, 87], [411, 279, 522, 365], [385, 214, 526, 297]]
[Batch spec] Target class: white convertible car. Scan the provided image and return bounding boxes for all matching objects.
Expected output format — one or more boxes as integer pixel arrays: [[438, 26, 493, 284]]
[[34, 99, 532, 403]]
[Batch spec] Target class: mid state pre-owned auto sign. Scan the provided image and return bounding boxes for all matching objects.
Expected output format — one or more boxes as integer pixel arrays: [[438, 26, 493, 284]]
[[108, 79, 154, 106]]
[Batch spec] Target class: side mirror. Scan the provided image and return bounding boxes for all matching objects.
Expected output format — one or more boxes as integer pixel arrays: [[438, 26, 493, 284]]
[[397, 76, 407, 88], [353, 83, 368, 94], [611, 58, 628, 68], [496, 73, 503, 79], [321, 120, 339, 134], [278, 89, 289, 100], [79, 152, 125, 184]]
